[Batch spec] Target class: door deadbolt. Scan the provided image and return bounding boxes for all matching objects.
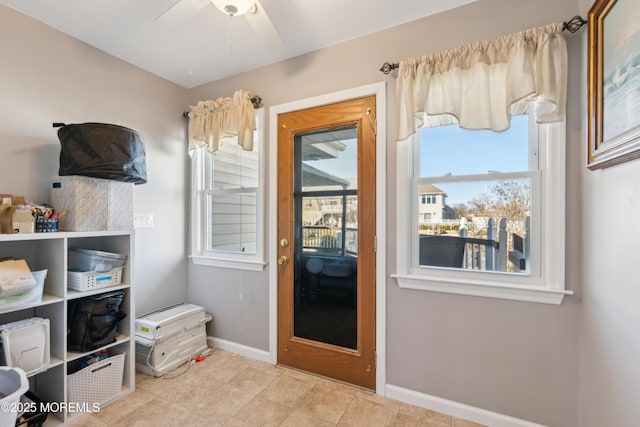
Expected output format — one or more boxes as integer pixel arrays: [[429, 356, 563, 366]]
[[280, 238, 289, 248]]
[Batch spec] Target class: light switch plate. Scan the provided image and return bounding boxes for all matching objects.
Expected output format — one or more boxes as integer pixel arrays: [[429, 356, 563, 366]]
[[134, 213, 154, 228]]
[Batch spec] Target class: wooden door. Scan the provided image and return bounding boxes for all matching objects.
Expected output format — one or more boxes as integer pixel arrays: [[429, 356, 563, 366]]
[[277, 96, 376, 389]]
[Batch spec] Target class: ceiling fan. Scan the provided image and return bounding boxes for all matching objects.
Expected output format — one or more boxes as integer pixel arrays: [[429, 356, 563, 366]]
[[156, 0, 284, 51]]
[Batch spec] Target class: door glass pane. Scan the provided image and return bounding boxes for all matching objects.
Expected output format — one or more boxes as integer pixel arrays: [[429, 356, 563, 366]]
[[301, 128, 358, 191], [294, 126, 358, 349]]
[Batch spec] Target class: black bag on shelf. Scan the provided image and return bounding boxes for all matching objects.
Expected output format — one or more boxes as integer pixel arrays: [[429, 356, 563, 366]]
[[67, 291, 127, 352], [54, 122, 147, 184], [15, 391, 49, 427]]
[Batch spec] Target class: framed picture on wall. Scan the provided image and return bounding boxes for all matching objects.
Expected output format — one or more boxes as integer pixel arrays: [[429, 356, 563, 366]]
[[587, 0, 640, 169]]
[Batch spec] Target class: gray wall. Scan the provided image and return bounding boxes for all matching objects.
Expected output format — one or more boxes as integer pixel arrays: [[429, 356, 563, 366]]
[[6, 0, 638, 425], [0, 5, 190, 314], [188, 0, 582, 425], [577, 1, 640, 426]]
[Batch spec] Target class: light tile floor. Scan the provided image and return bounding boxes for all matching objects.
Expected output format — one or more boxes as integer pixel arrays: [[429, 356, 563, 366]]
[[69, 349, 486, 427]]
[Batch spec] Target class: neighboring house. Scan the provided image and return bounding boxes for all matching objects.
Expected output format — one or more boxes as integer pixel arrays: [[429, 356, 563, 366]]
[[417, 183, 456, 224], [302, 169, 357, 227]]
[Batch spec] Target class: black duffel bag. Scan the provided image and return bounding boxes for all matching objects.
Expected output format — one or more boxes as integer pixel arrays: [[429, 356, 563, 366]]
[[67, 291, 127, 352], [54, 122, 147, 184]]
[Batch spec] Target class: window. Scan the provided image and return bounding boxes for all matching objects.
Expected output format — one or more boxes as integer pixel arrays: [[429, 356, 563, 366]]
[[393, 112, 569, 304], [190, 109, 265, 271], [298, 129, 358, 257]]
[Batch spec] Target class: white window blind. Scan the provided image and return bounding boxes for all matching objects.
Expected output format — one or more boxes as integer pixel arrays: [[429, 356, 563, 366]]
[[207, 140, 258, 253]]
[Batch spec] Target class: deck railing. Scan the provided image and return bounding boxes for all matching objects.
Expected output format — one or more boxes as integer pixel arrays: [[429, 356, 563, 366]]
[[302, 226, 357, 254], [420, 216, 530, 272], [459, 216, 530, 272]]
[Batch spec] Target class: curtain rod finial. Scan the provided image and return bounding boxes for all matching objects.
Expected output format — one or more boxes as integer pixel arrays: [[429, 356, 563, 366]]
[[251, 95, 262, 109], [380, 62, 399, 75], [562, 15, 587, 33]]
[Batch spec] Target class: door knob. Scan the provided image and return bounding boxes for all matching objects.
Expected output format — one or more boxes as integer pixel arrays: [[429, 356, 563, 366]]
[[277, 256, 289, 265]]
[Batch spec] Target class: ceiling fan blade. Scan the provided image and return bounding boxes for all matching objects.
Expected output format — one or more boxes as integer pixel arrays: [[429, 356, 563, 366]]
[[244, 1, 284, 51], [155, 0, 210, 28]]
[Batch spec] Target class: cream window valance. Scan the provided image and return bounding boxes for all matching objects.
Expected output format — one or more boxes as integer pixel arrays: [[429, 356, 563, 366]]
[[396, 23, 567, 140], [188, 89, 255, 153]]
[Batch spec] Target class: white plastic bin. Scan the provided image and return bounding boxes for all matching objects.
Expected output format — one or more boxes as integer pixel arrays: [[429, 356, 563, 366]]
[[0, 367, 28, 427], [67, 267, 124, 292], [0, 317, 50, 376], [0, 269, 46, 314], [68, 249, 127, 273]]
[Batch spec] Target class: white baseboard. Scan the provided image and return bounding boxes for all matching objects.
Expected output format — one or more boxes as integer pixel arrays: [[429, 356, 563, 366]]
[[206, 336, 274, 364], [385, 384, 547, 427]]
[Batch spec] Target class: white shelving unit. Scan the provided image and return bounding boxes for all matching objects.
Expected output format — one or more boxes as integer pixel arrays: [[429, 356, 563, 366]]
[[0, 230, 135, 426]]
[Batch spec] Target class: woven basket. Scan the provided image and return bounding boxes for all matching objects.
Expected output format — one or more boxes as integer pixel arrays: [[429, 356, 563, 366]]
[[67, 352, 124, 406]]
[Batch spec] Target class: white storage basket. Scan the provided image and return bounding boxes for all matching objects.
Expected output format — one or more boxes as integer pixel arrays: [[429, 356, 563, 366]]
[[67, 267, 123, 292], [67, 352, 125, 406]]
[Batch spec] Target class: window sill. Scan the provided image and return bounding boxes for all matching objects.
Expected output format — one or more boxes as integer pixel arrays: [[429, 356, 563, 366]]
[[391, 273, 572, 305], [190, 255, 267, 272]]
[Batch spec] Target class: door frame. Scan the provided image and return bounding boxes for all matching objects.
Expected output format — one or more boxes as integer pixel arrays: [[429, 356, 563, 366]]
[[268, 82, 387, 395]]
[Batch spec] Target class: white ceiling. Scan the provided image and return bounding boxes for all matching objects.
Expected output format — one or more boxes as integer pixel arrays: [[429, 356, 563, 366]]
[[0, 0, 476, 89]]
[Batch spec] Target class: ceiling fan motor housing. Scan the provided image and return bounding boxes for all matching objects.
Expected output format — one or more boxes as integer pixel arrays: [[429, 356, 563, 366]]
[[224, 5, 239, 16], [211, 0, 255, 17]]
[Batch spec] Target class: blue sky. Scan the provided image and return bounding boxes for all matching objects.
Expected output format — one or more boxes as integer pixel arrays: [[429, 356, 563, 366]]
[[303, 115, 530, 205], [420, 115, 529, 176], [419, 115, 530, 205]]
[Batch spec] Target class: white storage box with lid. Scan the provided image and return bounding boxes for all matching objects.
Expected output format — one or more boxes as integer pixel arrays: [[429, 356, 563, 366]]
[[0, 317, 50, 376], [68, 248, 127, 292], [135, 303, 211, 377], [68, 248, 127, 272], [67, 351, 125, 406], [51, 175, 133, 231]]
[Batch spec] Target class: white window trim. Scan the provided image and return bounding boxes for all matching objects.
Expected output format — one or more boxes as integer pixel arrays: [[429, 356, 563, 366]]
[[392, 118, 572, 304], [189, 108, 267, 271]]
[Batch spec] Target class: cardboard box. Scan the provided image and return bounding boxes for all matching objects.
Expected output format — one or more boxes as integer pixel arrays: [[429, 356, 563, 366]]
[[12, 210, 34, 234], [50, 176, 133, 231], [0, 196, 27, 234], [0, 205, 15, 234]]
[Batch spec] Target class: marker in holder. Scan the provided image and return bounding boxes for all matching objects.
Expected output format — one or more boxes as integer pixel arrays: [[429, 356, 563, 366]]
[[36, 217, 58, 233]]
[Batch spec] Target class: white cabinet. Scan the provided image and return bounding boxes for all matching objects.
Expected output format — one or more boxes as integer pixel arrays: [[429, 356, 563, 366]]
[[0, 231, 135, 426]]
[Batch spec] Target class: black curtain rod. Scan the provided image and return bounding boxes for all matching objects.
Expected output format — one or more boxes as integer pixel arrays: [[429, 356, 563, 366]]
[[182, 95, 263, 119], [379, 15, 587, 75]]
